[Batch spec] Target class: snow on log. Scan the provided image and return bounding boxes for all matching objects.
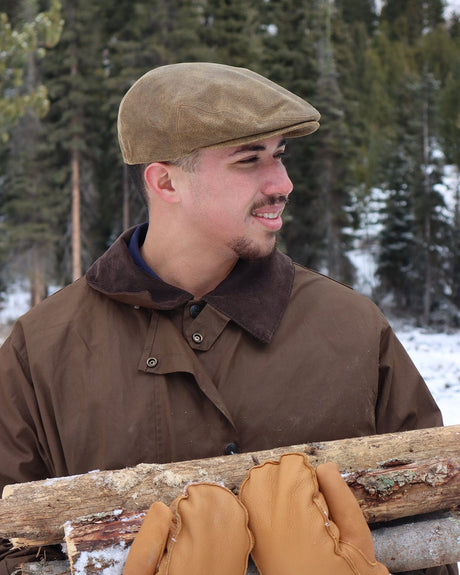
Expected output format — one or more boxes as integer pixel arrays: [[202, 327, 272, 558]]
[[1, 425, 459, 549]]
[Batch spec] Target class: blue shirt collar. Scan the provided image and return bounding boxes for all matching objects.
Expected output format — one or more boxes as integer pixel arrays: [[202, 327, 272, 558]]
[[128, 223, 160, 279]]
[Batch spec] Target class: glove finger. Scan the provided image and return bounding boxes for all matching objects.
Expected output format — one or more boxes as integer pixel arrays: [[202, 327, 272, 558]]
[[316, 462, 376, 561], [160, 483, 252, 575], [239, 453, 342, 574], [123, 501, 173, 575]]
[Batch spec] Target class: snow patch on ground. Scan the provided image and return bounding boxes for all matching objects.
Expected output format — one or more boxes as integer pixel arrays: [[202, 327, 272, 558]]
[[0, 281, 31, 324], [395, 325, 460, 426]]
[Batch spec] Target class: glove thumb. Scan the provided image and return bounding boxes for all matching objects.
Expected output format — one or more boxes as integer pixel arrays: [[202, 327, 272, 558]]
[[316, 462, 377, 562], [123, 501, 173, 575]]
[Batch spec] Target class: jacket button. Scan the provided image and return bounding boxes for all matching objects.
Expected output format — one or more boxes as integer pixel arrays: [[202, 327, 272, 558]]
[[192, 332, 204, 344], [190, 304, 203, 318], [224, 442, 240, 455], [146, 357, 158, 368]]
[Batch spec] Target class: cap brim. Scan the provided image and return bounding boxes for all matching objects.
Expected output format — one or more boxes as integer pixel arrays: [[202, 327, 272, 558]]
[[200, 121, 320, 152]]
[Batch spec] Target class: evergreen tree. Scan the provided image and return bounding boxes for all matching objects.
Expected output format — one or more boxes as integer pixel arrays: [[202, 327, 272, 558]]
[[439, 39, 460, 167], [1, 0, 459, 322], [198, 0, 261, 67], [99, 0, 211, 235], [377, 169, 416, 310], [40, 0, 110, 282], [373, 0, 452, 321], [0, 0, 62, 142], [0, 0, 63, 303], [257, 0, 327, 273], [312, 0, 354, 281], [438, 21, 460, 310], [380, 0, 444, 44]]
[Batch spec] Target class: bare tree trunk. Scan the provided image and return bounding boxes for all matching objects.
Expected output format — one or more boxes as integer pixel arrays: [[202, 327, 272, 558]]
[[422, 96, 432, 325], [453, 172, 460, 307], [31, 247, 47, 307], [71, 144, 81, 281], [69, 0, 81, 282]]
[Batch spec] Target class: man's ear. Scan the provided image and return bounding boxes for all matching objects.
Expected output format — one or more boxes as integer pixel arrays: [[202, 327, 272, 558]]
[[144, 163, 180, 204]]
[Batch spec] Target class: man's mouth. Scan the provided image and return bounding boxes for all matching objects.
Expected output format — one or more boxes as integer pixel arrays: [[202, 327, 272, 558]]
[[251, 195, 288, 220], [251, 208, 284, 219], [250, 203, 286, 231]]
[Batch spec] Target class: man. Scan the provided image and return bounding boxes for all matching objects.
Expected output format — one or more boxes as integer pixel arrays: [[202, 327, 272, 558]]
[[0, 63, 455, 574]]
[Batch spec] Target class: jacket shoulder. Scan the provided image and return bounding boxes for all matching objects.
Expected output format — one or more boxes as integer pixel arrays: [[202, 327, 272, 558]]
[[293, 263, 354, 291], [8, 277, 99, 348], [291, 263, 387, 324]]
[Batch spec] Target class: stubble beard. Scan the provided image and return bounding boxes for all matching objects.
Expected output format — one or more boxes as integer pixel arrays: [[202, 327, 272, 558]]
[[229, 194, 287, 261], [229, 234, 278, 261]]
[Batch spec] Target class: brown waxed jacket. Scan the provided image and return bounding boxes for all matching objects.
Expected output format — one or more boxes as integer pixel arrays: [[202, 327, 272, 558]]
[[0, 227, 454, 575]]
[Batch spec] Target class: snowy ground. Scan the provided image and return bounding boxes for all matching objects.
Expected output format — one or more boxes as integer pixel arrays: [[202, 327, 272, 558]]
[[394, 323, 460, 426], [1, 283, 459, 427]]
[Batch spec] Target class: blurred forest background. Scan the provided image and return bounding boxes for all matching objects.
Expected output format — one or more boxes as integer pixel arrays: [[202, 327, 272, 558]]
[[0, 0, 460, 326]]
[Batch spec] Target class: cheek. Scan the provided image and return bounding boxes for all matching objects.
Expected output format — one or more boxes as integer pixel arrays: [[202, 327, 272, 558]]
[[189, 172, 257, 223]]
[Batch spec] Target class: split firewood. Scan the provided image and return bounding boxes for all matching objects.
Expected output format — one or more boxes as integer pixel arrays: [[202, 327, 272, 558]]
[[1, 425, 459, 549]]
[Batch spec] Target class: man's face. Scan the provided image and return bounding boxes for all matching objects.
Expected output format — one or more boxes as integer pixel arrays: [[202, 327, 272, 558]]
[[175, 135, 293, 261]]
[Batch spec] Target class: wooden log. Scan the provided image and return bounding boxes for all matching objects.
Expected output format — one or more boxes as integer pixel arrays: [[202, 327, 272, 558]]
[[15, 561, 71, 575], [1, 425, 459, 548], [344, 456, 460, 522], [17, 511, 460, 574], [372, 510, 460, 572], [17, 562, 73, 575]]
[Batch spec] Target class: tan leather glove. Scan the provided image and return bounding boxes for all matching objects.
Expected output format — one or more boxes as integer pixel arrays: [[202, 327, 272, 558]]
[[123, 482, 253, 575], [238, 452, 389, 575]]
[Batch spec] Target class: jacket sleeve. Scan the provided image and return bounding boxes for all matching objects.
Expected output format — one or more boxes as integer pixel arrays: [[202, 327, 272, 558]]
[[375, 320, 443, 433], [0, 326, 64, 573]]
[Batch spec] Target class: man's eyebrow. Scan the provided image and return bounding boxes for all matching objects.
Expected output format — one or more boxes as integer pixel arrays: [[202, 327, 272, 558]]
[[230, 138, 287, 156]]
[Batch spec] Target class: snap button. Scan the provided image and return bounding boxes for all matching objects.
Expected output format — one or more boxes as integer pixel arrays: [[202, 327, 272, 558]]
[[224, 442, 240, 455], [146, 357, 158, 368], [190, 303, 203, 318], [192, 332, 204, 344]]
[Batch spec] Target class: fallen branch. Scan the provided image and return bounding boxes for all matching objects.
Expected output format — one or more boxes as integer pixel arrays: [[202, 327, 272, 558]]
[[1, 425, 459, 548]]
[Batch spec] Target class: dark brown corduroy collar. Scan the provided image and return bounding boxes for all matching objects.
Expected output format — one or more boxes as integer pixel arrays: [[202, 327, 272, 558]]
[[86, 227, 295, 343]]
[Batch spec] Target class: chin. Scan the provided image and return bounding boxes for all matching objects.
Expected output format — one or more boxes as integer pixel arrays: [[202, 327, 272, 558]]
[[231, 236, 278, 261]]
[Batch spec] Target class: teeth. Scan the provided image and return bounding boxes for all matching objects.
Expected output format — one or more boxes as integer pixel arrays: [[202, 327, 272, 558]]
[[252, 212, 280, 219]]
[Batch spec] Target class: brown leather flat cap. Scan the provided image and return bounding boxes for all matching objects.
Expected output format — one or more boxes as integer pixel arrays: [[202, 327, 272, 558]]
[[118, 62, 320, 164]]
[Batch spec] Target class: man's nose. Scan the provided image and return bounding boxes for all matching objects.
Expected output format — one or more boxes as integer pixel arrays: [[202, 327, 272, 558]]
[[264, 164, 293, 197]]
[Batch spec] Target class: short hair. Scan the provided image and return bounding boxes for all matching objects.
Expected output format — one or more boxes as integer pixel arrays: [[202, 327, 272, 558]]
[[126, 150, 201, 203], [166, 149, 200, 173]]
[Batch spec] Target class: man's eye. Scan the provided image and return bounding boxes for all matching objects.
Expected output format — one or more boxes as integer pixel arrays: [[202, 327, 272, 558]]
[[237, 156, 259, 164], [275, 151, 288, 161]]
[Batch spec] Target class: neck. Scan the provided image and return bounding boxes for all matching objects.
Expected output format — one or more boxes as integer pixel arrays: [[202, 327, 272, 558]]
[[140, 225, 238, 298]]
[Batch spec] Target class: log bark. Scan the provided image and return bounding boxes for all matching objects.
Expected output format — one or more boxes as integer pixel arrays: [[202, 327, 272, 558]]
[[16, 562, 71, 575], [1, 425, 459, 548], [372, 510, 460, 572], [345, 456, 460, 523], [16, 511, 460, 574]]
